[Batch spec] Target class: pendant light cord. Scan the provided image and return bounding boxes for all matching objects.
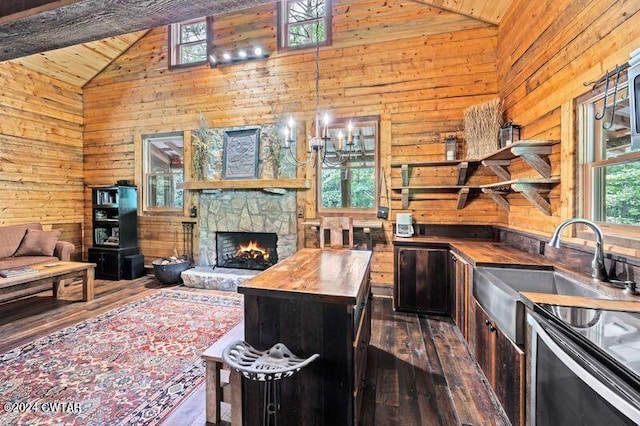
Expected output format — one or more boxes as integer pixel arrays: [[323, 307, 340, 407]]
[[314, 32, 320, 121]]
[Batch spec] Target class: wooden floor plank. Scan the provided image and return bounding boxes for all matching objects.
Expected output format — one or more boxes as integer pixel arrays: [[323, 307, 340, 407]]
[[426, 317, 508, 426]]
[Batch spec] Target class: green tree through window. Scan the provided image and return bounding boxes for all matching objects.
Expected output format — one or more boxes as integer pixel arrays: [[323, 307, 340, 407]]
[[282, 0, 330, 49]]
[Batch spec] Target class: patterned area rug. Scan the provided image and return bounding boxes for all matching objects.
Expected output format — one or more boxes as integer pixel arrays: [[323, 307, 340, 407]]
[[0, 290, 243, 425]]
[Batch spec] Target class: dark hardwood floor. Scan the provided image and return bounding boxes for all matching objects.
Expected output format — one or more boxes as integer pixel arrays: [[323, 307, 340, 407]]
[[0, 277, 507, 425]]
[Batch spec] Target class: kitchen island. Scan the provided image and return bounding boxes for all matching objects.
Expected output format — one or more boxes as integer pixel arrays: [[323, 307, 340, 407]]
[[237, 248, 372, 426]]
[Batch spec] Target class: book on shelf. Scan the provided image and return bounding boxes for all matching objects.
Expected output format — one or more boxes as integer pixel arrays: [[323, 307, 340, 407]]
[[0, 267, 38, 278]]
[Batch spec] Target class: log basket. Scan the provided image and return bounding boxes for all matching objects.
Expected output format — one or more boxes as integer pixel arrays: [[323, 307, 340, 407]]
[[152, 257, 191, 284]]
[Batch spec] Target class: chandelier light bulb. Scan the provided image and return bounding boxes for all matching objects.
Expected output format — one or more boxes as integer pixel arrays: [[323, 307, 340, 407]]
[[323, 113, 329, 138]]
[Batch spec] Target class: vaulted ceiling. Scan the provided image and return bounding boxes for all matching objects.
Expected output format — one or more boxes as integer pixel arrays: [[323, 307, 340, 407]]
[[2, 0, 513, 87], [417, 0, 513, 25]]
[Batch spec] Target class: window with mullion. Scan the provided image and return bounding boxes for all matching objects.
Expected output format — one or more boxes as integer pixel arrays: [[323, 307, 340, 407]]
[[578, 83, 640, 228], [281, 0, 331, 50], [170, 18, 208, 67]]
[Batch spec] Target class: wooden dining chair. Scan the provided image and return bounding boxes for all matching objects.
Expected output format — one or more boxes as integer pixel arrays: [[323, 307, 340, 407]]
[[319, 217, 354, 249]]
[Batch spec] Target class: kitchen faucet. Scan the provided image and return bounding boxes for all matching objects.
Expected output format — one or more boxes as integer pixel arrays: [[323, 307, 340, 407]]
[[548, 218, 608, 281]]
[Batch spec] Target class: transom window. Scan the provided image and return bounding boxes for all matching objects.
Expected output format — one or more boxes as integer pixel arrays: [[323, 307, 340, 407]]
[[280, 0, 331, 50], [142, 133, 184, 212], [318, 117, 378, 212], [169, 18, 208, 67], [578, 82, 640, 229]]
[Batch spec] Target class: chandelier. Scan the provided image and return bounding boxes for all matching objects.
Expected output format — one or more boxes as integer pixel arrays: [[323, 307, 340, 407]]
[[281, 38, 362, 167]]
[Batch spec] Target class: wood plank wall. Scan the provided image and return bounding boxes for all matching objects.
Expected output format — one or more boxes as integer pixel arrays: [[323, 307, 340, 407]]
[[83, 0, 500, 289], [0, 61, 84, 260], [498, 0, 640, 238]]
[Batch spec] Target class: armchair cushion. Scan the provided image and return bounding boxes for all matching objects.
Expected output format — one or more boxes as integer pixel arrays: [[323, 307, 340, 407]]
[[0, 223, 42, 258], [14, 228, 62, 257]]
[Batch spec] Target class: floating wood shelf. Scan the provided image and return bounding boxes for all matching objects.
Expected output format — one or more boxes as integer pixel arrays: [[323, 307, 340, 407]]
[[181, 178, 311, 190], [390, 140, 560, 212], [391, 186, 477, 209], [480, 177, 560, 216], [393, 177, 559, 212], [481, 140, 557, 179]]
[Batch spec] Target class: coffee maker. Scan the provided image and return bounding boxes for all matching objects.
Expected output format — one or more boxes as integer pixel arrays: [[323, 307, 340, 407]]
[[395, 213, 414, 237]]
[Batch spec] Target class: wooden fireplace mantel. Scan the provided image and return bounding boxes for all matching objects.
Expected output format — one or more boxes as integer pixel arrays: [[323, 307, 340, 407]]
[[180, 178, 311, 191]]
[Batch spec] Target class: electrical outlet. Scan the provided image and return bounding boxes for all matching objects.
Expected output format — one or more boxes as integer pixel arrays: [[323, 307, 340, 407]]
[[297, 206, 304, 218]]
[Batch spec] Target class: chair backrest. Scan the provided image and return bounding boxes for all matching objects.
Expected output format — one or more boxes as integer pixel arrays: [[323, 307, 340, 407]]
[[319, 217, 354, 249]]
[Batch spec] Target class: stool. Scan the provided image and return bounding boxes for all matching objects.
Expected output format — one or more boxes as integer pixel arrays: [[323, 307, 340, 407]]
[[223, 341, 319, 426]]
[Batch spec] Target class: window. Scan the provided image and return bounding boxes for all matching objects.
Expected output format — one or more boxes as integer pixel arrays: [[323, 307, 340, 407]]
[[280, 0, 331, 50], [578, 82, 640, 229], [169, 18, 208, 67], [142, 133, 184, 212], [318, 117, 378, 212]]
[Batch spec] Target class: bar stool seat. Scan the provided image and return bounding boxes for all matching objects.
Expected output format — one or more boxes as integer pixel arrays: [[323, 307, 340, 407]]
[[223, 341, 319, 425]]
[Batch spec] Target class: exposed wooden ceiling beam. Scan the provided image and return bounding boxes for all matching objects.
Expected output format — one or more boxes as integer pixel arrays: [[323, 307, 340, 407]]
[[0, 1, 83, 25], [0, 0, 276, 62]]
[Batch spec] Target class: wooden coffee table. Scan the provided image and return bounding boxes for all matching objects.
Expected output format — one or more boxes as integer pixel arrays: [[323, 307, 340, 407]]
[[0, 261, 96, 303]]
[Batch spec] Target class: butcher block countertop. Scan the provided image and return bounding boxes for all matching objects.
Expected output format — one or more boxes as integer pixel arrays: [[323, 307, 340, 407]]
[[237, 248, 372, 305], [393, 236, 553, 268]]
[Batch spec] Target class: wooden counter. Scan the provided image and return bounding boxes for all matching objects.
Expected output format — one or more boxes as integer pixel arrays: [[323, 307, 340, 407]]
[[238, 248, 373, 304], [238, 248, 372, 426], [393, 235, 553, 268]]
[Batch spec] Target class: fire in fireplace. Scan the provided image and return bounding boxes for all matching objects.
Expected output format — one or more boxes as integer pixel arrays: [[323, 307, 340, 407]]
[[216, 232, 278, 271]]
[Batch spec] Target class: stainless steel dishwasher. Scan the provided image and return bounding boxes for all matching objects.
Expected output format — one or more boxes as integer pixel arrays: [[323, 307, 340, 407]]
[[528, 305, 640, 425]]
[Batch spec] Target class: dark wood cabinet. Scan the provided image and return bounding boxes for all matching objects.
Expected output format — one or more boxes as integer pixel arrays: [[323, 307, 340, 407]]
[[450, 251, 471, 339], [473, 301, 524, 426], [394, 245, 449, 315], [91, 186, 139, 279], [239, 249, 372, 426], [88, 246, 140, 280]]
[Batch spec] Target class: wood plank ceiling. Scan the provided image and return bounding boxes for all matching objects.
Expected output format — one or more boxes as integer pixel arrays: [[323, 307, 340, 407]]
[[420, 0, 513, 25], [2, 0, 513, 87], [10, 32, 147, 87]]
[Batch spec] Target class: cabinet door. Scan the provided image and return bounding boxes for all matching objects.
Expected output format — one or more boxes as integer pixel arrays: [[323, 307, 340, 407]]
[[89, 248, 121, 280], [474, 301, 525, 426], [473, 301, 495, 383], [495, 328, 524, 426], [451, 252, 471, 338], [395, 247, 449, 314]]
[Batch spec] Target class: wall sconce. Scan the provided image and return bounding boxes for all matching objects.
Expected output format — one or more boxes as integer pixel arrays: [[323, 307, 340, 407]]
[[209, 46, 269, 68], [445, 135, 457, 160], [500, 123, 521, 148]]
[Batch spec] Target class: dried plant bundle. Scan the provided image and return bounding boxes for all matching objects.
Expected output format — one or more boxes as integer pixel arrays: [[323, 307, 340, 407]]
[[192, 114, 214, 180], [464, 98, 503, 159]]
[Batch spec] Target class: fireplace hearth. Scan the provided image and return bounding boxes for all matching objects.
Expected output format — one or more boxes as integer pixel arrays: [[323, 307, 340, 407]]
[[216, 232, 278, 271]]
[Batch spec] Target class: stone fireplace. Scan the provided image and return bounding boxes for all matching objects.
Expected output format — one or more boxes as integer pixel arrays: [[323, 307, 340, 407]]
[[197, 189, 297, 266], [181, 188, 297, 290], [180, 123, 299, 290]]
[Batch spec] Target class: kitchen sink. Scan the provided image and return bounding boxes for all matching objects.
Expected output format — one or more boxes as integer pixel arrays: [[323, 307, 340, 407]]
[[473, 267, 610, 345]]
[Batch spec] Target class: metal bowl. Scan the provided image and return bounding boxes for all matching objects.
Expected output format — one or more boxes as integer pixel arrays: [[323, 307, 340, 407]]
[[152, 258, 191, 284]]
